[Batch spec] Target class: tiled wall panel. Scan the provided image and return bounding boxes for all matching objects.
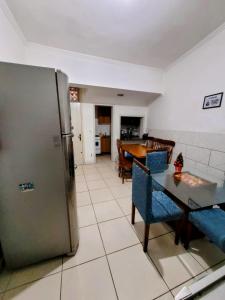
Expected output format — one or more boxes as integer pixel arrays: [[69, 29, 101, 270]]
[[149, 129, 225, 184]]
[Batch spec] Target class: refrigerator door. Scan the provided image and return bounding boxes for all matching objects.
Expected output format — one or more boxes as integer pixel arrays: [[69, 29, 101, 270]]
[[0, 62, 75, 269], [56, 70, 71, 134], [62, 134, 79, 254]]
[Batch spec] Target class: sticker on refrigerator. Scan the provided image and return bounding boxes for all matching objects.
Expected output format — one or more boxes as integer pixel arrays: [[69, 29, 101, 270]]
[[19, 182, 35, 192]]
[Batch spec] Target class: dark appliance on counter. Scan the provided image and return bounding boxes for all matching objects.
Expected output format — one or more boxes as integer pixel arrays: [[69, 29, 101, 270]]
[[120, 116, 142, 140], [142, 133, 149, 140]]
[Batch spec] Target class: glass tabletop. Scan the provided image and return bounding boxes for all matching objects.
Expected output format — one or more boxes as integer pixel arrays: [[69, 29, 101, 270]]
[[151, 165, 225, 210]]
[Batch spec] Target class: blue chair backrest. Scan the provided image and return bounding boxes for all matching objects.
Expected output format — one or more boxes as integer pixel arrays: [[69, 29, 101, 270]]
[[132, 161, 152, 223], [146, 151, 168, 174]]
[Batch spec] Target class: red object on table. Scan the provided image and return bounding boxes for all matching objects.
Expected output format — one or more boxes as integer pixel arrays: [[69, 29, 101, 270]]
[[175, 165, 183, 173]]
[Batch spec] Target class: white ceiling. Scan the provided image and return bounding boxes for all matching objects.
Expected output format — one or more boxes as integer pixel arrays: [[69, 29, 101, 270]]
[[5, 0, 225, 68], [72, 84, 160, 106]]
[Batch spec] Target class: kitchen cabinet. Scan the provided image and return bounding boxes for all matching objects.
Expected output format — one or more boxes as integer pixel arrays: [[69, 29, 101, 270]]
[[98, 115, 111, 124], [96, 106, 111, 124], [101, 136, 111, 153]]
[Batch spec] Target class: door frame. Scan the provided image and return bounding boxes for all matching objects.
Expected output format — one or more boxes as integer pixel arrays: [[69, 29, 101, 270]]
[[94, 104, 113, 162]]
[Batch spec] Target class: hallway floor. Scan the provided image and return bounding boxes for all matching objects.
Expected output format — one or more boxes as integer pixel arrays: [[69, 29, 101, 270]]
[[0, 155, 225, 299]]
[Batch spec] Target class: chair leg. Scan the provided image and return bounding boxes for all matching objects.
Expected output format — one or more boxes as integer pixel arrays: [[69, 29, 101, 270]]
[[184, 222, 192, 250], [175, 220, 182, 245], [131, 203, 135, 225], [143, 223, 150, 252], [122, 169, 125, 184]]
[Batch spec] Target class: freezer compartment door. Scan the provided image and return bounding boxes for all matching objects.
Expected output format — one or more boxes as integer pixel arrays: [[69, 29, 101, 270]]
[[56, 70, 72, 134], [62, 134, 79, 254]]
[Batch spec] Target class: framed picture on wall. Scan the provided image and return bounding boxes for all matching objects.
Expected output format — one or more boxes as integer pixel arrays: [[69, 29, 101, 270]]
[[203, 92, 223, 109]]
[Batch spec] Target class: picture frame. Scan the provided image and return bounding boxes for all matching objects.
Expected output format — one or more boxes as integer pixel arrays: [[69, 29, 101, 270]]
[[203, 92, 223, 109]]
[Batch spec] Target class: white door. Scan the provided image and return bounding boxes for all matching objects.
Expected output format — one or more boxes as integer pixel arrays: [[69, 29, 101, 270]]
[[71, 103, 84, 165]]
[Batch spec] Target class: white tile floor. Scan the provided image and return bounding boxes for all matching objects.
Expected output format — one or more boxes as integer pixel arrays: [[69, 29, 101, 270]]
[[1, 155, 225, 299]]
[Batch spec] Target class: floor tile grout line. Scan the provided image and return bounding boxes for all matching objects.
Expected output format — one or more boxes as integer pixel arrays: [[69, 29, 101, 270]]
[[77, 188, 131, 208], [82, 169, 120, 300], [145, 251, 171, 293], [3, 270, 63, 294], [120, 193, 186, 295], [5, 242, 222, 296], [80, 162, 223, 292], [166, 232, 208, 280], [59, 267, 63, 300], [4, 159, 223, 297], [77, 159, 225, 298], [86, 185, 120, 300], [1, 270, 12, 295], [106, 242, 141, 256], [168, 270, 207, 296], [186, 243, 225, 271], [83, 160, 171, 299], [62, 254, 106, 273], [152, 290, 174, 300], [164, 253, 225, 296], [4, 257, 64, 294]]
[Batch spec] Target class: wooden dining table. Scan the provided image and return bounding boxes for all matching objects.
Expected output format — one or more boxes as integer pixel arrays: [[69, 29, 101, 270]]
[[121, 144, 152, 159]]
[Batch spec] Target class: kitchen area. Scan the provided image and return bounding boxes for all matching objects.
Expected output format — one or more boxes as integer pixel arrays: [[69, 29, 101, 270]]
[[95, 105, 112, 157], [120, 116, 147, 143]]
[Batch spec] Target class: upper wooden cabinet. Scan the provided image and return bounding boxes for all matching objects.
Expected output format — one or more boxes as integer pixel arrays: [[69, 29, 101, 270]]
[[98, 115, 111, 124], [96, 106, 111, 124]]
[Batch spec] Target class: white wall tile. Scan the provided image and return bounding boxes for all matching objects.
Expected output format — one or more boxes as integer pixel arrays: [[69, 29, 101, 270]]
[[197, 133, 225, 152], [195, 162, 209, 174], [177, 131, 199, 146], [207, 166, 225, 181], [183, 158, 197, 170], [186, 145, 210, 164], [149, 129, 225, 187], [209, 151, 225, 171], [174, 143, 186, 156]]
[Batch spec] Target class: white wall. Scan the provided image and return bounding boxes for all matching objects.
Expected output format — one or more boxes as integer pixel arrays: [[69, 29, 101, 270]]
[[80, 103, 148, 163], [0, 1, 26, 63], [25, 43, 157, 164], [148, 25, 225, 134], [112, 105, 148, 161], [147, 25, 225, 183], [80, 103, 95, 164], [25, 43, 163, 94]]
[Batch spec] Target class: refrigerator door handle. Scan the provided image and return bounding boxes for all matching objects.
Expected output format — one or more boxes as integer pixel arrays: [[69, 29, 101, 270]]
[[62, 133, 74, 138], [56, 71, 71, 135], [61, 134, 78, 253]]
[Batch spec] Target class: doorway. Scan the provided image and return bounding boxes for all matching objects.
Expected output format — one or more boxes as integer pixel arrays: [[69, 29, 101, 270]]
[[95, 105, 112, 159], [71, 102, 84, 165]]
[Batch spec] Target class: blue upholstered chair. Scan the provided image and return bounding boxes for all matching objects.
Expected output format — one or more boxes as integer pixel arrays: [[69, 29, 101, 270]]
[[186, 208, 225, 252], [146, 150, 168, 192], [124, 152, 133, 160], [146, 150, 168, 173], [132, 159, 183, 252]]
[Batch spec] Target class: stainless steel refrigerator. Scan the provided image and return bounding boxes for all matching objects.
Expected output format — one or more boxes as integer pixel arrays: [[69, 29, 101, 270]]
[[0, 62, 79, 269]]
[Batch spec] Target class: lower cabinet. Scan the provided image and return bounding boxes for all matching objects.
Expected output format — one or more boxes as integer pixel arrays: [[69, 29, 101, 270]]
[[101, 136, 111, 153]]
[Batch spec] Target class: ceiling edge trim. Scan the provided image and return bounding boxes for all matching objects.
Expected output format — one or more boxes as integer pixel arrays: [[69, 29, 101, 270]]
[[165, 21, 225, 72], [0, 0, 27, 44]]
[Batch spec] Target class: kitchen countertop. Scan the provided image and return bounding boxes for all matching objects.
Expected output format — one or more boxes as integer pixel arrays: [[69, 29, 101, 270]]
[[121, 139, 146, 144]]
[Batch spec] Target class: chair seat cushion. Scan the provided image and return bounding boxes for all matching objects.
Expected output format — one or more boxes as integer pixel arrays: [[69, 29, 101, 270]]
[[150, 191, 183, 223], [189, 208, 225, 252]]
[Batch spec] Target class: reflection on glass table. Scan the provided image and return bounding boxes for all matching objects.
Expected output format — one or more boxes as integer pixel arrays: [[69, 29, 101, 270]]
[[152, 165, 225, 210]]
